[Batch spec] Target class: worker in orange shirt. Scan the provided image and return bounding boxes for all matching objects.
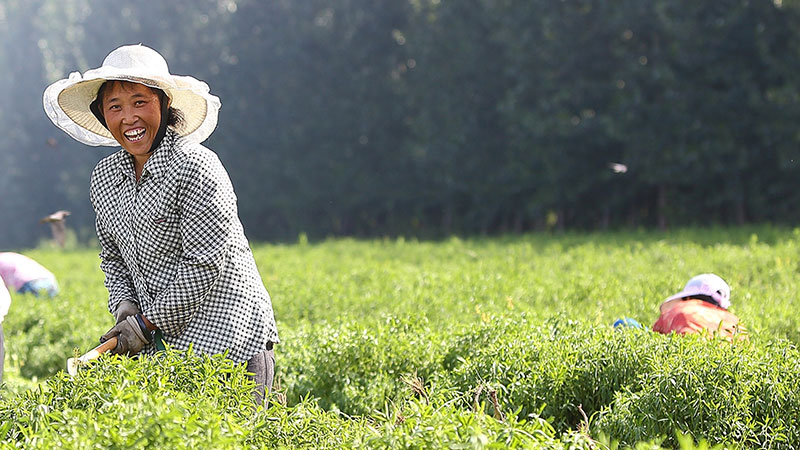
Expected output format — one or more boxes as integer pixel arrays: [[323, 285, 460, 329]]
[[652, 273, 744, 339]]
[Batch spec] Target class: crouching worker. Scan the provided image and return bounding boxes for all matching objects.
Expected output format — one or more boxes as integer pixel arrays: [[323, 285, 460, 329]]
[[43, 44, 279, 405], [0, 281, 9, 384], [0, 252, 59, 297], [652, 273, 744, 340]]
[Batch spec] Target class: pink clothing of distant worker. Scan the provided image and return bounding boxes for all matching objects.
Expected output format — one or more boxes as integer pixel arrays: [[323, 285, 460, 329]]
[[0, 252, 56, 291]]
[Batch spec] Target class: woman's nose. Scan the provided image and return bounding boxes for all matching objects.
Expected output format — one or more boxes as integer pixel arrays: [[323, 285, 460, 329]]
[[120, 106, 136, 123]]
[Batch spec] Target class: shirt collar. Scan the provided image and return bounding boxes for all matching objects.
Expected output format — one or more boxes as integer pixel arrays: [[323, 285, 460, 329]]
[[143, 129, 178, 180], [114, 151, 136, 185], [659, 297, 720, 314]]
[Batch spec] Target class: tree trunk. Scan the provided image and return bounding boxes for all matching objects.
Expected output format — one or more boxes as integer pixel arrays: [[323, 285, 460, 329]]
[[600, 207, 610, 229], [442, 203, 453, 233], [657, 184, 667, 231], [735, 197, 746, 225]]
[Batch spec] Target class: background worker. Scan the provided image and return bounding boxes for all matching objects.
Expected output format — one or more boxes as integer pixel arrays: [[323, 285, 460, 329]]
[[0, 281, 9, 384], [652, 273, 743, 339], [0, 252, 59, 297]]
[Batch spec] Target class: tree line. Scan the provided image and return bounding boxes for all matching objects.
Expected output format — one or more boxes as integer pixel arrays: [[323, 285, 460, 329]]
[[1, 0, 800, 248]]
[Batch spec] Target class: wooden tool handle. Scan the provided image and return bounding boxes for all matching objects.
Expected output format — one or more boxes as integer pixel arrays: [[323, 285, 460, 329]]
[[79, 336, 118, 363]]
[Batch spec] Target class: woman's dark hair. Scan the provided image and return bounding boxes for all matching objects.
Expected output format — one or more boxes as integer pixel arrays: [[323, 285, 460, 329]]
[[90, 80, 184, 129]]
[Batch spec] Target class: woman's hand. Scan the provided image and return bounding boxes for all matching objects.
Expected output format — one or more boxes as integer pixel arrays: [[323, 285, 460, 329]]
[[114, 300, 140, 324], [100, 315, 151, 356]]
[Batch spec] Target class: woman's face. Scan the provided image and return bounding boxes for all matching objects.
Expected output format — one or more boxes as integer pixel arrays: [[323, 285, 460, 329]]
[[100, 81, 162, 163]]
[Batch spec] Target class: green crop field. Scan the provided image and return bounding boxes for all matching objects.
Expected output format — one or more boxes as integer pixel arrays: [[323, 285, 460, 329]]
[[2, 226, 800, 449]]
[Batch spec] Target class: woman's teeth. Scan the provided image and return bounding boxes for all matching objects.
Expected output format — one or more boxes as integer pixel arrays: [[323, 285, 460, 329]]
[[124, 128, 145, 142]]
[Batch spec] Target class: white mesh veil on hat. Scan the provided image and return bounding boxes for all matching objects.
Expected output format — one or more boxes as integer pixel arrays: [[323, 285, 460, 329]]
[[43, 44, 221, 146]]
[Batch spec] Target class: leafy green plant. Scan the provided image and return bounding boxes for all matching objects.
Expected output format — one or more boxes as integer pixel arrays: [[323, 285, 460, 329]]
[[441, 316, 664, 430], [279, 316, 447, 416], [593, 338, 800, 449], [4, 228, 800, 448]]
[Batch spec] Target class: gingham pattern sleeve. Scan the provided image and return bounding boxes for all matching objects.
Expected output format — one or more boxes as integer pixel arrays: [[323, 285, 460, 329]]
[[143, 151, 235, 336], [91, 167, 138, 314]]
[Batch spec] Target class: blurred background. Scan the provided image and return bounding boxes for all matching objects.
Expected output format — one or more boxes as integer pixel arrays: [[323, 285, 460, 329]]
[[2, 0, 800, 249]]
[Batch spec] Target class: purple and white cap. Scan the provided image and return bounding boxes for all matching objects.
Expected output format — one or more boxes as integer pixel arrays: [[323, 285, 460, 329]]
[[665, 273, 731, 310]]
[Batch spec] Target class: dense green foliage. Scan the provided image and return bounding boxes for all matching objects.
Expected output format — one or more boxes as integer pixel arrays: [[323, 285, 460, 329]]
[[3, 0, 800, 248], [2, 228, 800, 448]]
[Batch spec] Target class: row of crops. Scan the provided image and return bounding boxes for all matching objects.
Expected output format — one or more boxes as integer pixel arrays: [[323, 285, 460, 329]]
[[2, 227, 800, 448]]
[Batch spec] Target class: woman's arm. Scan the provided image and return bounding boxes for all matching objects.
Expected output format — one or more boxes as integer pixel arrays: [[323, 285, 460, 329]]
[[90, 162, 140, 316], [97, 214, 139, 314]]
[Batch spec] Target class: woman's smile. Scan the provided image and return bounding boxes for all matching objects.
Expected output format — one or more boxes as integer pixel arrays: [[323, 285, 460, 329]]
[[124, 127, 146, 142]]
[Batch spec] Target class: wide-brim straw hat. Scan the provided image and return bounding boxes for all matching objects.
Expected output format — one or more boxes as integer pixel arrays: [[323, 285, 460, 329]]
[[43, 44, 221, 146]]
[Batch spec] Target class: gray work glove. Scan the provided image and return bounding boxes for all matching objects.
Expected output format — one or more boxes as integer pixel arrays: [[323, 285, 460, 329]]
[[100, 315, 150, 356], [114, 300, 140, 324]]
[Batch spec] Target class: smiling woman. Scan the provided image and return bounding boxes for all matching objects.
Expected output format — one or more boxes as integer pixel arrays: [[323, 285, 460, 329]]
[[42, 44, 279, 406]]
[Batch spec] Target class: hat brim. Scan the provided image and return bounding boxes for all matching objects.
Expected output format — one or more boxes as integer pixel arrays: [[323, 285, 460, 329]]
[[662, 288, 730, 310], [43, 68, 220, 147], [664, 288, 704, 304]]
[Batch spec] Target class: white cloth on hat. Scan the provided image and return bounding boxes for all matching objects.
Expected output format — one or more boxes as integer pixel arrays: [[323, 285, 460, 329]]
[[43, 44, 220, 146]]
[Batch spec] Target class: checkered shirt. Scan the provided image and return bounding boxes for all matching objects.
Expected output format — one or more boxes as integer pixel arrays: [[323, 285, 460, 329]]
[[90, 130, 278, 363]]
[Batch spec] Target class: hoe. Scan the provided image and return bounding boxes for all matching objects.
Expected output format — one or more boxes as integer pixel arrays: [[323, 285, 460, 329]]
[[66, 336, 117, 376]]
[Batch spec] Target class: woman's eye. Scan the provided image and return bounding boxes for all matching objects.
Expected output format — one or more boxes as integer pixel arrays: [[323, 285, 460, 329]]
[[107, 105, 120, 111], [135, 100, 147, 106]]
